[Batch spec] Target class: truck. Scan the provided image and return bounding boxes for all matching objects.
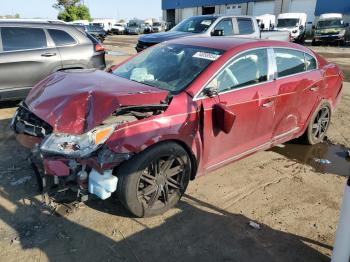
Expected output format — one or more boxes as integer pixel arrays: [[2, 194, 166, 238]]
[[136, 15, 290, 52], [312, 13, 349, 46], [275, 13, 307, 43], [256, 14, 276, 30]]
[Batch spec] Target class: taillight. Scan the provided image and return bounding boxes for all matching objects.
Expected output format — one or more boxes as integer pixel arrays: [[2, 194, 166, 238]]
[[95, 43, 105, 52]]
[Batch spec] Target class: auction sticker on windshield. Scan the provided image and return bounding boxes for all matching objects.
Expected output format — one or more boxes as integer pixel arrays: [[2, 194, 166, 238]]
[[193, 52, 221, 61]]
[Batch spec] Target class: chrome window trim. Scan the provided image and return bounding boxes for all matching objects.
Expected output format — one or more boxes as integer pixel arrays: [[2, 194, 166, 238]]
[[193, 46, 320, 101], [193, 47, 270, 101]]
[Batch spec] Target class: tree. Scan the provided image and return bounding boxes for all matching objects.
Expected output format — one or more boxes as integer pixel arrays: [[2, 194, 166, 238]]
[[53, 0, 91, 22]]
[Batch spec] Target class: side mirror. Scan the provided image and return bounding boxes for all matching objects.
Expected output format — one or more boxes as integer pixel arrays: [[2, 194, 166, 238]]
[[214, 103, 236, 134], [211, 29, 224, 36], [203, 87, 218, 98]]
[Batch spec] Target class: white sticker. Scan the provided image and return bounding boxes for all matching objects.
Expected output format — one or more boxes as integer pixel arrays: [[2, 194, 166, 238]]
[[201, 20, 213, 26], [193, 52, 221, 61]]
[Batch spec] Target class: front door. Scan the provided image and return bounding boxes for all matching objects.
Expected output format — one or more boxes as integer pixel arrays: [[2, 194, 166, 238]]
[[196, 48, 278, 171]]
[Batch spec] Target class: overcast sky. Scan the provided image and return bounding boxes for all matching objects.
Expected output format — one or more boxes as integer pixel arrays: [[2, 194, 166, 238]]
[[1, 0, 162, 20]]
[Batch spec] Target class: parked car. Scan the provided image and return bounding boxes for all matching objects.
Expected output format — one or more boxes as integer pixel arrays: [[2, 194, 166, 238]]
[[144, 23, 153, 34], [126, 20, 145, 35], [84, 25, 106, 42], [91, 19, 117, 33], [312, 13, 349, 46], [275, 13, 307, 43], [0, 21, 106, 101], [152, 21, 165, 33], [136, 15, 290, 52], [12, 37, 343, 217], [111, 23, 125, 35]]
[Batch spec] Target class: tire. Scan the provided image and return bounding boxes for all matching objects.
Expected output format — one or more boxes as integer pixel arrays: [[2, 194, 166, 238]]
[[301, 102, 331, 145], [117, 142, 191, 217]]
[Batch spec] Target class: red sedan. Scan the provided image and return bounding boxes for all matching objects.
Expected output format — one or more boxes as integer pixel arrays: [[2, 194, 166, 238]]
[[12, 37, 343, 217]]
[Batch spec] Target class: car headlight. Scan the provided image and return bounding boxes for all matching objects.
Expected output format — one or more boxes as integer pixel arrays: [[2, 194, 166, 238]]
[[40, 125, 116, 158]]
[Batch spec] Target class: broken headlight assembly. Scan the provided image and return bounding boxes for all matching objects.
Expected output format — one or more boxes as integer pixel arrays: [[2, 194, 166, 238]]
[[40, 125, 116, 158]]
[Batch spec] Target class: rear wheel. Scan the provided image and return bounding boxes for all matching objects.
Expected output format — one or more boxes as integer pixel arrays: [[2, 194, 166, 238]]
[[302, 103, 331, 145], [117, 142, 191, 217]]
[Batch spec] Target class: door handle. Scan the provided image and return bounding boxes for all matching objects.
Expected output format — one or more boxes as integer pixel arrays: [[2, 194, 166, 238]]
[[262, 100, 274, 108], [310, 86, 319, 92], [41, 53, 56, 57]]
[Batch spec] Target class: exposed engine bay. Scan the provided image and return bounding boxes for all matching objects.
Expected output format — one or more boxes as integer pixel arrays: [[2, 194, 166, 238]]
[[11, 101, 169, 202]]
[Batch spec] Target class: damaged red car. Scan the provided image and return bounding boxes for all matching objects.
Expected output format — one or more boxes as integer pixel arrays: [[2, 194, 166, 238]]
[[12, 37, 343, 217]]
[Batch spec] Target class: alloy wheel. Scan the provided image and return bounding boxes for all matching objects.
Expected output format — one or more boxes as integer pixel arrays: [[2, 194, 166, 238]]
[[312, 107, 330, 140], [137, 155, 185, 210]]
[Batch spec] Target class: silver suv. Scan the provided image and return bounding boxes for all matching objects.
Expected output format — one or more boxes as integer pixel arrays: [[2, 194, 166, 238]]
[[0, 21, 106, 101]]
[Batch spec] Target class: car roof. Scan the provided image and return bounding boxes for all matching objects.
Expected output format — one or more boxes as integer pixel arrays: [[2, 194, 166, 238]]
[[165, 36, 310, 54], [0, 21, 79, 29]]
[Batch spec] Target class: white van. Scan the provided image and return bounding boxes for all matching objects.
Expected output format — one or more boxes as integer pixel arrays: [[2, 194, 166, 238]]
[[313, 13, 349, 46], [256, 14, 276, 30], [276, 13, 307, 43], [91, 19, 117, 33]]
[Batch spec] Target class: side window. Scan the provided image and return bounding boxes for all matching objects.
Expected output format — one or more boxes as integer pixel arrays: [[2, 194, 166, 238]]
[[274, 48, 306, 77], [305, 53, 317, 71], [48, 29, 76, 46], [207, 49, 268, 93], [214, 19, 234, 36], [237, 18, 254, 34], [1, 27, 47, 51]]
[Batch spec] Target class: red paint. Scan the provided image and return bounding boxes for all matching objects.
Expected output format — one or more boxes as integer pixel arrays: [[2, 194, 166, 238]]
[[23, 38, 343, 177], [44, 159, 70, 177]]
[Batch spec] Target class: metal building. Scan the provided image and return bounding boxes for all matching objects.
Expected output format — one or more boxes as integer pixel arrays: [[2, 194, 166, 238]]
[[162, 0, 350, 26]]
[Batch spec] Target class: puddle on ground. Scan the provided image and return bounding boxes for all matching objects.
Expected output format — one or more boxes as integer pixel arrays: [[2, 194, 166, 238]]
[[271, 142, 350, 176], [107, 50, 129, 56]]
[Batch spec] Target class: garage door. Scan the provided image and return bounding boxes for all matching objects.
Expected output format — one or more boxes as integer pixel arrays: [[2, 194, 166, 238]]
[[253, 1, 275, 16], [225, 4, 242, 15], [290, 0, 317, 24], [182, 8, 195, 20]]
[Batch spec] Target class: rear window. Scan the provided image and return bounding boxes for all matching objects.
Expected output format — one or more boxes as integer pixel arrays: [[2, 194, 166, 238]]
[[1, 27, 47, 51], [237, 18, 254, 34], [48, 29, 76, 46], [274, 48, 306, 77]]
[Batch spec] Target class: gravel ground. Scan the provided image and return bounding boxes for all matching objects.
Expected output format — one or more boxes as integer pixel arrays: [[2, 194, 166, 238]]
[[0, 35, 349, 262]]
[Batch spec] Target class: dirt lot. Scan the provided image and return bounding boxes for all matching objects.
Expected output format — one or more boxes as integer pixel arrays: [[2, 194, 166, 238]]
[[1, 35, 350, 261]]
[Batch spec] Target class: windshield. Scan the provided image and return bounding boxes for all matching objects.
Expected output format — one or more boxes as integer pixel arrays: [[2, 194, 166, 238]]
[[317, 19, 344, 29], [153, 22, 161, 26], [172, 16, 217, 33], [128, 22, 138, 27], [112, 44, 224, 94], [277, 18, 299, 28]]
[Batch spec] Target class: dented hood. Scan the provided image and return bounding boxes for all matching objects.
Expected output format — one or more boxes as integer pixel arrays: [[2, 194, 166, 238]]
[[25, 69, 168, 135]]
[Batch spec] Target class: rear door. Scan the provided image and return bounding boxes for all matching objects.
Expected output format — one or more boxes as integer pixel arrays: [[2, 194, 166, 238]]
[[197, 48, 278, 171], [0, 26, 61, 96], [272, 48, 321, 143]]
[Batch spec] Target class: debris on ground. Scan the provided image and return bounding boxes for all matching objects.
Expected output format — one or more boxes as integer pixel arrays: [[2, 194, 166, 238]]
[[248, 221, 261, 230], [314, 158, 332, 165], [10, 237, 20, 245], [10, 176, 31, 186]]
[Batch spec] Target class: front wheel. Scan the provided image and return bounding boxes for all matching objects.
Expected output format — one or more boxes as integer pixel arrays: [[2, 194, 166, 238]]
[[117, 142, 191, 217], [302, 103, 331, 145]]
